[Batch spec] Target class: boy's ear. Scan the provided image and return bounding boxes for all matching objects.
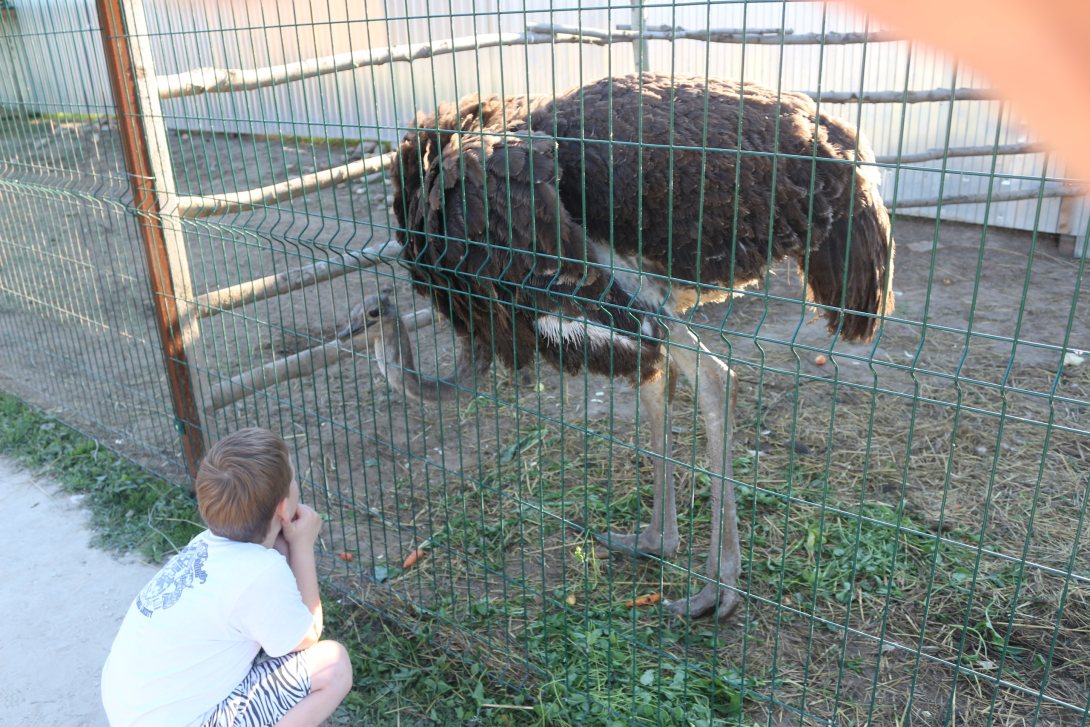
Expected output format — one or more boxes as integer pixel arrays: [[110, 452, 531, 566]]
[[274, 497, 290, 523]]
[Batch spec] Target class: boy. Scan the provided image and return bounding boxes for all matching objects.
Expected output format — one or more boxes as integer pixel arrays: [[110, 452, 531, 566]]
[[102, 427, 353, 726]]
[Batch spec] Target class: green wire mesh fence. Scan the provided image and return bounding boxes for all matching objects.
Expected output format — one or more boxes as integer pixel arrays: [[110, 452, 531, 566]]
[[1, 0, 1088, 724]]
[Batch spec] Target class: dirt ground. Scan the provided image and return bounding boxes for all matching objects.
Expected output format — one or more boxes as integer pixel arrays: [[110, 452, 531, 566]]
[[1, 116, 1088, 724]]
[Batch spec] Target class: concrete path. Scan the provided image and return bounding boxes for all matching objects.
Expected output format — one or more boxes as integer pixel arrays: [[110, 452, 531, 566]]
[[0, 457, 158, 727]]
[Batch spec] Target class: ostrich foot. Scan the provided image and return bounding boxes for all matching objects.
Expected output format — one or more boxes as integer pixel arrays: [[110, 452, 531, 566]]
[[666, 583, 741, 620], [592, 528, 680, 559]]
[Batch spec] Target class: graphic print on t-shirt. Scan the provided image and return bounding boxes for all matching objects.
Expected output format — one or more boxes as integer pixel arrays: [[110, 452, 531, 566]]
[[137, 539, 209, 617]]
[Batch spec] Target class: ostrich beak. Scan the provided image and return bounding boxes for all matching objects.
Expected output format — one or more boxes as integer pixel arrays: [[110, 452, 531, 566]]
[[338, 293, 389, 340]]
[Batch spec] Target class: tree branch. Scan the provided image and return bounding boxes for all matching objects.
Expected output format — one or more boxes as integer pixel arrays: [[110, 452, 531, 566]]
[[175, 151, 396, 218], [207, 307, 434, 411], [195, 241, 403, 318]]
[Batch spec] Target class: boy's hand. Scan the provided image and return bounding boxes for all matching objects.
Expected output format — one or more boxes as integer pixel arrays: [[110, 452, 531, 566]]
[[281, 503, 322, 548], [273, 532, 291, 558]]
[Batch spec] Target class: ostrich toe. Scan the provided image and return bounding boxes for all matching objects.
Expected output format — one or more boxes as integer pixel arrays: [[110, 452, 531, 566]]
[[666, 583, 741, 620], [592, 527, 680, 559]]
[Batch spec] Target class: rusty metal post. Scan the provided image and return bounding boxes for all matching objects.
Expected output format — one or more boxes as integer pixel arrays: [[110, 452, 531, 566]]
[[95, 0, 205, 480]]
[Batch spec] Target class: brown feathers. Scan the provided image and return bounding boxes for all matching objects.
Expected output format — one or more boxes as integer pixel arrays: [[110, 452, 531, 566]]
[[390, 73, 895, 381]]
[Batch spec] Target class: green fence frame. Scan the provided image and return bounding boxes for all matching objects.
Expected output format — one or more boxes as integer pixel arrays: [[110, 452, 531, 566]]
[[1, 1, 1087, 724]]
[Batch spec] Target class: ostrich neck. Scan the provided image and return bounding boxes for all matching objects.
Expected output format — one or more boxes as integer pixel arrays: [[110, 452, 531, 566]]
[[373, 319, 485, 403]]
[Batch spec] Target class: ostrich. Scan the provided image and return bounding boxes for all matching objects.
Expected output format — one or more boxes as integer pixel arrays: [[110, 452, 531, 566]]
[[344, 73, 895, 619]]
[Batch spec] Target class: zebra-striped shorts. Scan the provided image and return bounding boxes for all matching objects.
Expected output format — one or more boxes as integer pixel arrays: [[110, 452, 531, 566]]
[[199, 650, 312, 727]]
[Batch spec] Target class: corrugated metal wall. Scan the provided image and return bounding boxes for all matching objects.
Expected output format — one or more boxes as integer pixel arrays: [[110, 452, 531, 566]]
[[1, 0, 1085, 253], [0, 9, 27, 108]]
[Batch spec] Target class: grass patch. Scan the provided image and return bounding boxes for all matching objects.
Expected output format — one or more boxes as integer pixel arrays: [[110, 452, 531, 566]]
[[322, 597, 521, 725], [0, 391, 201, 562], [325, 587, 755, 726], [369, 395, 1090, 724], [515, 604, 751, 726], [5, 377, 1086, 724], [0, 390, 525, 725], [29, 111, 110, 124]]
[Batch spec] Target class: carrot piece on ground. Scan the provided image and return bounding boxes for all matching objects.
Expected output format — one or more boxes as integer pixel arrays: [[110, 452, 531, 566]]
[[402, 546, 427, 570], [624, 592, 662, 608]]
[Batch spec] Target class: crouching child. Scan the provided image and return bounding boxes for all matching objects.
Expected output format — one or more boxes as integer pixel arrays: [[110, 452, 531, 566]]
[[102, 427, 352, 726]]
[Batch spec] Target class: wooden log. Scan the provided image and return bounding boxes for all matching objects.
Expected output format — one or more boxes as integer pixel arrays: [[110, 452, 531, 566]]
[[156, 22, 905, 103], [876, 142, 1045, 165], [805, 88, 998, 104], [208, 307, 434, 411], [176, 151, 396, 218], [615, 24, 788, 35], [629, 1, 650, 75], [157, 32, 604, 100], [530, 22, 902, 45], [890, 184, 1084, 209], [195, 241, 403, 318]]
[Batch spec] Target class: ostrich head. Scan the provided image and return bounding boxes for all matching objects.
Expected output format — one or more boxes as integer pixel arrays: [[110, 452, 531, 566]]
[[338, 289, 492, 403], [338, 290, 396, 343]]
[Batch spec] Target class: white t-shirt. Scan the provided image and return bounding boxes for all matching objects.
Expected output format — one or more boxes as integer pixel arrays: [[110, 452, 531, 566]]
[[101, 530, 314, 727]]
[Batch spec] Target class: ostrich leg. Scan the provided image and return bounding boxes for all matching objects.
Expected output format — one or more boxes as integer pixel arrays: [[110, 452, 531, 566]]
[[663, 322, 741, 620], [595, 364, 680, 558]]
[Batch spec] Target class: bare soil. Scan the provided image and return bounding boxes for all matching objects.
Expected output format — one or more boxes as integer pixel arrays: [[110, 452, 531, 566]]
[[1, 116, 1087, 725]]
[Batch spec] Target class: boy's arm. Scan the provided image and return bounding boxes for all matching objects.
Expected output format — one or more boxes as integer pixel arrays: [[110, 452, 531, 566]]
[[287, 544, 323, 651], [280, 503, 325, 651]]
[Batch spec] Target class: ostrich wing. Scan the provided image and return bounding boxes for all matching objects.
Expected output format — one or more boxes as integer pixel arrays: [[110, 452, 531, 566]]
[[398, 107, 645, 372]]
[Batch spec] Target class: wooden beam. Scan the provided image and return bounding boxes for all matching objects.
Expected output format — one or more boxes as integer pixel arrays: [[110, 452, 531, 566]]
[[195, 241, 402, 318], [531, 22, 903, 45], [96, 0, 205, 479], [806, 87, 998, 104], [208, 308, 434, 411], [890, 184, 1084, 209], [176, 151, 396, 218], [157, 32, 604, 100], [876, 142, 1045, 165]]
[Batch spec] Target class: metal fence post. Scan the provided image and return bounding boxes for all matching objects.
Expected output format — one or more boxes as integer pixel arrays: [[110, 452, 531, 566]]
[[95, 0, 205, 480]]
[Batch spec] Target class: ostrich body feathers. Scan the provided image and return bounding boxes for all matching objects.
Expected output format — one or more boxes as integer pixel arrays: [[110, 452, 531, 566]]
[[391, 73, 895, 382]]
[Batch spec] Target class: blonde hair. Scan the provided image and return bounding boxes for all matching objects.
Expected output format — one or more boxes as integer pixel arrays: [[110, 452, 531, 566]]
[[195, 427, 293, 543]]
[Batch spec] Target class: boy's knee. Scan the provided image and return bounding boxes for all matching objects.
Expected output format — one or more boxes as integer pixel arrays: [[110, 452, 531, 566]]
[[309, 640, 352, 695], [330, 641, 353, 694]]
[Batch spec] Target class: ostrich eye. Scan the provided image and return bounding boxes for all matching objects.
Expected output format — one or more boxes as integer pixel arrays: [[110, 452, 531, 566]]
[[367, 308, 380, 319]]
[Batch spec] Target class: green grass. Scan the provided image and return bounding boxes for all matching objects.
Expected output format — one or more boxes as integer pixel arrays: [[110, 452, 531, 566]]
[[3, 388, 1046, 725], [0, 391, 530, 725], [29, 112, 110, 124], [0, 391, 202, 561], [322, 598, 518, 725], [502, 603, 750, 726], [390, 416, 1048, 725], [324, 587, 755, 726], [0, 388, 758, 724]]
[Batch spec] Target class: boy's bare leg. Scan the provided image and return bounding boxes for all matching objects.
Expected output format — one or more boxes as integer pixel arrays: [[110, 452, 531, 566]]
[[276, 640, 353, 727]]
